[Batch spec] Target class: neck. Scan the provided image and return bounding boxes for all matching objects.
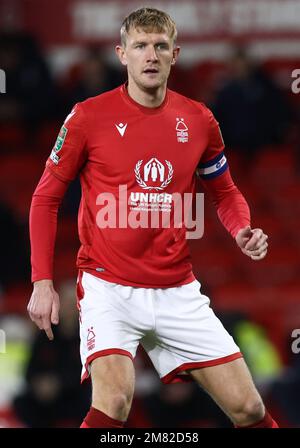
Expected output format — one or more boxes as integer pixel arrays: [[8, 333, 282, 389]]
[[127, 80, 167, 108]]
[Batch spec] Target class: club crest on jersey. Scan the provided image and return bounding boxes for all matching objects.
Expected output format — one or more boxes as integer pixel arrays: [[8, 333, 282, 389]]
[[49, 125, 68, 165], [87, 327, 96, 351], [135, 158, 173, 191], [176, 117, 188, 143]]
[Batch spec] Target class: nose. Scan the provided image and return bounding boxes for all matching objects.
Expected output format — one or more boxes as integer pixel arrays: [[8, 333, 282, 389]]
[[146, 45, 158, 62]]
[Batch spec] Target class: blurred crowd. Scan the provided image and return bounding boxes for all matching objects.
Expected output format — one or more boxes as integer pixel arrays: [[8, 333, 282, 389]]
[[0, 30, 300, 427]]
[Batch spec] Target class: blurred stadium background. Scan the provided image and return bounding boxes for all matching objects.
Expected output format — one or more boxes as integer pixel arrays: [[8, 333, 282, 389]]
[[0, 0, 300, 428]]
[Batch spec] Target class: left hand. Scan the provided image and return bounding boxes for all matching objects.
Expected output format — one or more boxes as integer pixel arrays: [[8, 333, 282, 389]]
[[235, 226, 268, 260]]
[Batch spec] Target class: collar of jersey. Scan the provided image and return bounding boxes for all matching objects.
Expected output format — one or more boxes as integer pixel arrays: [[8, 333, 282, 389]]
[[120, 83, 169, 115]]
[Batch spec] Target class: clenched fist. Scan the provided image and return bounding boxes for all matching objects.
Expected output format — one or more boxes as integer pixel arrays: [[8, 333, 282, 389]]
[[235, 226, 268, 260]]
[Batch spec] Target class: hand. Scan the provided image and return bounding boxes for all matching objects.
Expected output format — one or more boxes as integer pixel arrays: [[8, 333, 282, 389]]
[[235, 226, 268, 260], [27, 279, 60, 340]]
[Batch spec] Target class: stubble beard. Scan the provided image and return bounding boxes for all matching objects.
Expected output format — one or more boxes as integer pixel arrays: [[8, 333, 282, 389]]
[[135, 71, 168, 95]]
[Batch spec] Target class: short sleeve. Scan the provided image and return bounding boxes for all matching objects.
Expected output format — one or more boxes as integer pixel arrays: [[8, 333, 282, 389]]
[[46, 103, 87, 182], [197, 108, 228, 180]]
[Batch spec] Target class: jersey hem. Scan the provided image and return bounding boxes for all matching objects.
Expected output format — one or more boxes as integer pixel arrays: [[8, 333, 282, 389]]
[[79, 268, 196, 289]]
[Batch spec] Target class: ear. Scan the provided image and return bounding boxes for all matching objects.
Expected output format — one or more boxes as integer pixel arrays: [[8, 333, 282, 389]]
[[115, 45, 127, 66], [171, 46, 180, 65]]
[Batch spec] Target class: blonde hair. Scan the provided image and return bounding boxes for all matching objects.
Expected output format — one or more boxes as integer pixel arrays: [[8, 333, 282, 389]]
[[120, 7, 177, 46]]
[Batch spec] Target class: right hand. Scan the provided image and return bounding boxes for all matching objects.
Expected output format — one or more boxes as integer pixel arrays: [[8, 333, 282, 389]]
[[27, 279, 60, 340]]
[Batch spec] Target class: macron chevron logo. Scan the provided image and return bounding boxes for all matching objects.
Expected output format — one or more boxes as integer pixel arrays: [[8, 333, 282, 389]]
[[115, 122, 127, 137]]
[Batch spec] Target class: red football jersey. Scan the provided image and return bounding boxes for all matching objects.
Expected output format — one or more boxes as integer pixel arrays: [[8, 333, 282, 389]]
[[39, 84, 247, 287]]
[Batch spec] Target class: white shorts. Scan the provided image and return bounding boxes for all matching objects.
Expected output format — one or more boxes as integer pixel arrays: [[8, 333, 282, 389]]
[[77, 271, 242, 384]]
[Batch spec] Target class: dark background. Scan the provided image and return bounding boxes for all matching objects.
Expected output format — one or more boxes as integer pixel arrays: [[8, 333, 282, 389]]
[[0, 0, 300, 428]]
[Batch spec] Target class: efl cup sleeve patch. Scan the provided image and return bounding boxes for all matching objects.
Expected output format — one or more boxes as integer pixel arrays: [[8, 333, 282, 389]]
[[49, 125, 68, 165], [197, 151, 228, 180]]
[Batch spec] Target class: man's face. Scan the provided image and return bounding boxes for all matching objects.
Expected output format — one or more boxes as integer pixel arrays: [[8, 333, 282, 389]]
[[116, 27, 179, 91]]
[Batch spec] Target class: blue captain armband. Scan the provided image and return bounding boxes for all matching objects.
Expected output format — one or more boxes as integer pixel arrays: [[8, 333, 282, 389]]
[[197, 151, 228, 180]]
